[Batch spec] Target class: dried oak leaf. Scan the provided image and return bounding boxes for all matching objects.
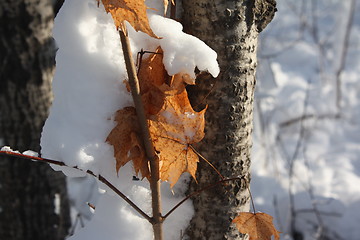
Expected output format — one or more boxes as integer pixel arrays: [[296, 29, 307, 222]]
[[233, 212, 281, 240], [148, 89, 206, 187], [99, 0, 158, 38], [106, 107, 150, 178]]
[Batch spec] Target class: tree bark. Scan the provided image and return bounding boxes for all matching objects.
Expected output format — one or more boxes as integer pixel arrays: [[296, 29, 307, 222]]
[[0, 0, 70, 239], [182, 0, 276, 239]]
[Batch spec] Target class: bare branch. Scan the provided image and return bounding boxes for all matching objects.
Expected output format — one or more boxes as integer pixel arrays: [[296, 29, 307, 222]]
[[335, 0, 356, 112], [118, 29, 163, 239], [162, 177, 245, 220], [0, 150, 152, 223], [279, 113, 340, 128]]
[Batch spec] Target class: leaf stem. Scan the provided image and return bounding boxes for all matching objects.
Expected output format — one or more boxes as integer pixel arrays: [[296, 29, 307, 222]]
[[162, 177, 244, 219], [247, 186, 256, 214], [189, 145, 225, 180]]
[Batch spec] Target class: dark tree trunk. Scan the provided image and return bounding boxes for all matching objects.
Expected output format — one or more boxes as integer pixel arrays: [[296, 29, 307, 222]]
[[0, 0, 70, 239], [182, 0, 276, 239]]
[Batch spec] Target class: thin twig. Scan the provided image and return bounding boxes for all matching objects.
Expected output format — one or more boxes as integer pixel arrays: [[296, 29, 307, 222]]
[[279, 113, 340, 128], [247, 186, 256, 214], [0, 150, 152, 223], [136, 49, 163, 75], [69, 213, 84, 236], [273, 196, 284, 232], [288, 78, 311, 238], [296, 209, 342, 218], [162, 177, 244, 219], [189, 145, 224, 180], [119, 29, 163, 240], [302, 131, 325, 238], [335, 0, 356, 113]]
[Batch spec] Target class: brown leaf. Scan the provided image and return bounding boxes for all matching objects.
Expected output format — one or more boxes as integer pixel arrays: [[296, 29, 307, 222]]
[[110, 46, 201, 183], [138, 47, 188, 93], [106, 107, 149, 178], [137, 47, 168, 115], [233, 212, 281, 240], [148, 89, 206, 187], [110, 47, 198, 179], [138, 47, 189, 116], [99, 0, 159, 38], [138, 47, 168, 91]]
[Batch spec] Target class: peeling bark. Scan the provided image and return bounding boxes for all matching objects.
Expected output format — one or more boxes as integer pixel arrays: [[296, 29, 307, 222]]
[[182, 0, 276, 239], [0, 0, 70, 239]]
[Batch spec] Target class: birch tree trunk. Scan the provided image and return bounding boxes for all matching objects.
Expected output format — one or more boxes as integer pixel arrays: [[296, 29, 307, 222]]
[[182, 0, 276, 239], [0, 0, 70, 239]]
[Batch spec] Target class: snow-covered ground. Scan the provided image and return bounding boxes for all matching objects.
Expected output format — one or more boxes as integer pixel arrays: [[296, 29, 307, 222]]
[[253, 0, 360, 239]]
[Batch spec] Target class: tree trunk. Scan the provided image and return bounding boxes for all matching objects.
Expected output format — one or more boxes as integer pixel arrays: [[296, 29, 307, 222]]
[[0, 0, 70, 239], [182, 0, 276, 239]]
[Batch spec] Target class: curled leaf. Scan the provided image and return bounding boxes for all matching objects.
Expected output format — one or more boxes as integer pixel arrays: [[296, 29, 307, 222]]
[[137, 47, 190, 115]]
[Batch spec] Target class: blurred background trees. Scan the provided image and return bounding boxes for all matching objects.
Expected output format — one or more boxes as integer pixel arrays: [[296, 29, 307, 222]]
[[0, 0, 69, 239], [253, 0, 360, 239]]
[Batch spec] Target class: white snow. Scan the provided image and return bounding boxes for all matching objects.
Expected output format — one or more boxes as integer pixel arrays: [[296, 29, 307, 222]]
[[22, 150, 39, 157], [1, 146, 20, 153], [54, 193, 61, 215], [40, 0, 217, 239], [253, 0, 360, 239]]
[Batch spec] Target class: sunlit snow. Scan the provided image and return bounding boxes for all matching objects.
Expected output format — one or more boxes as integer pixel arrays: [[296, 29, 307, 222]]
[[40, 0, 218, 239]]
